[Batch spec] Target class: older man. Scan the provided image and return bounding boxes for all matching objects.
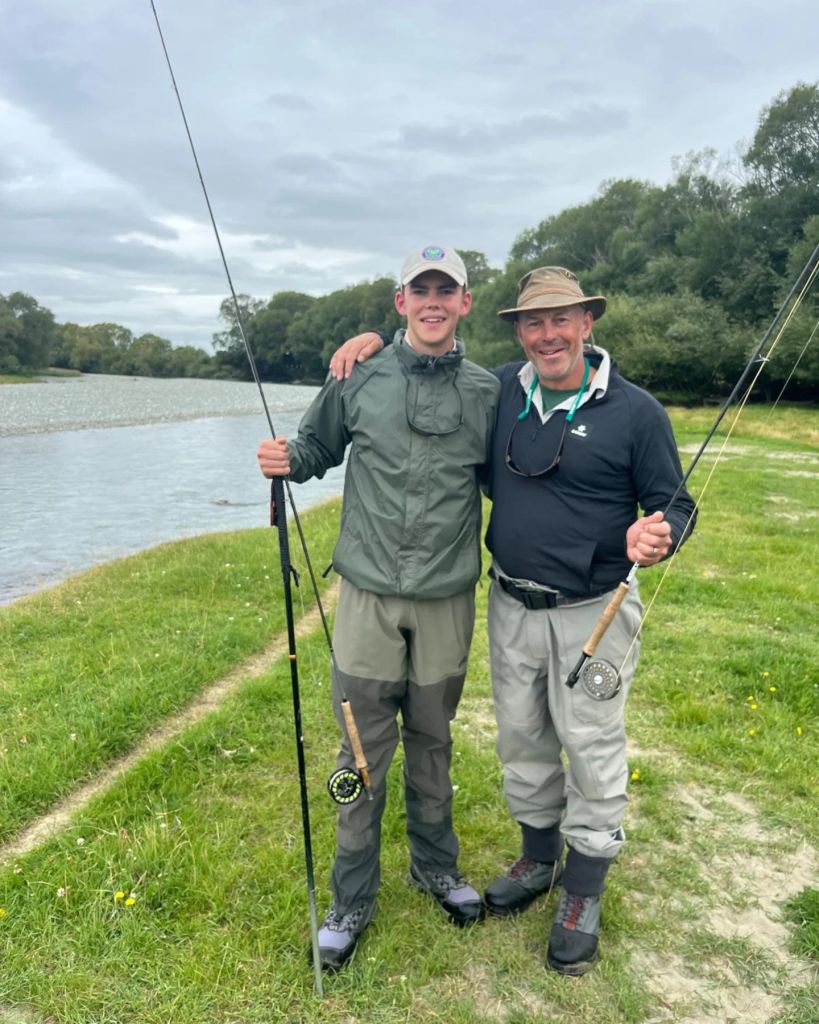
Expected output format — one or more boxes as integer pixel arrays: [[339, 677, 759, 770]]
[[329, 266, 696, 976]]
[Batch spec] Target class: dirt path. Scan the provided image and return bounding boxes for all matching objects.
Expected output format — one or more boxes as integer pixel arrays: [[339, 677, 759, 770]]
[[0, 586, 338, 865]]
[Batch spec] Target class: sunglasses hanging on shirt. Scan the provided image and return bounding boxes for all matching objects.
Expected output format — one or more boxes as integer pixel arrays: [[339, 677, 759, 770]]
[[505, 358, 590, 478]]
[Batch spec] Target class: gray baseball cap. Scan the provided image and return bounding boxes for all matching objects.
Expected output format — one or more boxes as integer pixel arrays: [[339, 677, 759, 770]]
[[399, 245, 468, 288]]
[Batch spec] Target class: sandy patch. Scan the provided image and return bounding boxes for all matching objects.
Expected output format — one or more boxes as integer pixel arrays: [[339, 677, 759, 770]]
[[635, 783, 818, 1023], [641, 952, 781, 1024]]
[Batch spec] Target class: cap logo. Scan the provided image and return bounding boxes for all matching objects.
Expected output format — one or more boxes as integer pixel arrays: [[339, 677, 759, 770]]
[[421, 246, 446, 262]]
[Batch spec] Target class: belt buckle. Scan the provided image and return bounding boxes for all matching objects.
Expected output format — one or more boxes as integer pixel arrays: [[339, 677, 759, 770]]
[[497, 574, 559, 610], [522, 589, 556, 610]]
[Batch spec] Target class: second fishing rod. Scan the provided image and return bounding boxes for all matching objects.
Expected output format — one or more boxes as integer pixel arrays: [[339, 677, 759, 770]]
[[565, 237, 819, 696]]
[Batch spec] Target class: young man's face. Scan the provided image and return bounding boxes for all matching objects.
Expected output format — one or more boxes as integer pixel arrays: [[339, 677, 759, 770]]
[[395, 270, 472, 355], [514, 304, 593, 388]]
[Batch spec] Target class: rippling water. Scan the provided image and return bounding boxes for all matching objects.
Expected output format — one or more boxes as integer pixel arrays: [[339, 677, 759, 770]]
[[1, 373, 315, 436], [0, 374, 346, 605]]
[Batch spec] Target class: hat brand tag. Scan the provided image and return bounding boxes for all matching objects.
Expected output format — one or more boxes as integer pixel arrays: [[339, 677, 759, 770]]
[[421, 246, 446, 261]]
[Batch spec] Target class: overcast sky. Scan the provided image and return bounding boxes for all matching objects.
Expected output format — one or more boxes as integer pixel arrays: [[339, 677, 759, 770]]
[[1, 0, 816, 350]]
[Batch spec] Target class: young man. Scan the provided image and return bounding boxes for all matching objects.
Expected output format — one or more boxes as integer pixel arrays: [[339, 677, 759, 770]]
[[257, 245, 499, 972], [328, 266, 696, 977]]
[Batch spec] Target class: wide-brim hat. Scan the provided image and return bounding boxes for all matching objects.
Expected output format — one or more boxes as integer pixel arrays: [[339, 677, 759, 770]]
[[497, 266, 606, 322]]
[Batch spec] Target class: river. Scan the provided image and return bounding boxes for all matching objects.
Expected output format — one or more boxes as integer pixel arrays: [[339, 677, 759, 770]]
[[0, 374, 345, 605]]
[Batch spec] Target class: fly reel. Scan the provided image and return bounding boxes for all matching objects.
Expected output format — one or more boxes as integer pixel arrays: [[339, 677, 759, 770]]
[[327, 767, 365, 805], [326, 699, 373, 804], [326, 700, 373, 804], [579, 658, 621, 701]]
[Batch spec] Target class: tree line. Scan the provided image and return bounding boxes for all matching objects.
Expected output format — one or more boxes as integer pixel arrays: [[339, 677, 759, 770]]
[[3, 82, 818, 401], [0, 300, 220, 381]]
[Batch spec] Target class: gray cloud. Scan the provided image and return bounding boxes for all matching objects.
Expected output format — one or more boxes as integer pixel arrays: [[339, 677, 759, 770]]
[[267, 93, 315, 112], [397, 106, 630, 156], [1, 0, 816, 346]]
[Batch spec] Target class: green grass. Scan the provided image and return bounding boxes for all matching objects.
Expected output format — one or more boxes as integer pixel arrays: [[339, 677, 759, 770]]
[[0, 504, 340, 842], [786, 888, 819, 959], [0, 407, 817, 1023]]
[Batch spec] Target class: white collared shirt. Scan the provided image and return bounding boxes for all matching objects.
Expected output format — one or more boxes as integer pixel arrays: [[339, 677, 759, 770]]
[[517, 348, 612, 423]]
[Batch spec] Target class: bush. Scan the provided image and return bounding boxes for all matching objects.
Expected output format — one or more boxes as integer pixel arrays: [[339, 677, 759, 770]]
[[595, 292, 750, 399]]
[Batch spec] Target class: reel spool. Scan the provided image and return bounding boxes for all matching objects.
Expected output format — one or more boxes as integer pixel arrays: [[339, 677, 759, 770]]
[[327, 767, 365, 805], [579, 658, 621, 701]]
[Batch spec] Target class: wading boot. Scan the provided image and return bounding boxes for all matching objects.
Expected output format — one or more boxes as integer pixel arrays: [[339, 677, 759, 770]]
[[314, 900, 376, 972], [485, 855, 563, 916], [409, 863, 486, 926], [546, 890, 600, 976]]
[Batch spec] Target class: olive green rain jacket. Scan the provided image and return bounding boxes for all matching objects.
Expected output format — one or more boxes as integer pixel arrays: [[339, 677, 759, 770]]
[[287, 331, 499, 600]]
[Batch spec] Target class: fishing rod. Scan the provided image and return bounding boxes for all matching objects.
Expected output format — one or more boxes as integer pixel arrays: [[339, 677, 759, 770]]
[[268, 476, 323, 991], [565, 237, 819, 697], [148, 0, 369, 993]]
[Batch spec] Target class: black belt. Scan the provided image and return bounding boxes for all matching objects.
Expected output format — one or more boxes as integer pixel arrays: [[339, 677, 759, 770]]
[[494, 574, 610, 610]]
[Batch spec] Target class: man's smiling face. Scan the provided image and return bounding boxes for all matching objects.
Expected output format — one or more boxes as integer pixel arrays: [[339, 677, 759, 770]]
[[395, 270, 472, 355], [515, 304, 592, 388]]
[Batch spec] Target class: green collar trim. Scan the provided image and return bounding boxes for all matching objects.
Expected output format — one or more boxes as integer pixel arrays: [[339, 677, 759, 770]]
[[518, 357, 590, 423]]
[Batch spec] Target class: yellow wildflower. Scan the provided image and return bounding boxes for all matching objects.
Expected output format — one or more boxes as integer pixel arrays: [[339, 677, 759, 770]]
[[762, 671, 769, 678], [114, 891, 125, 901], [796, 726, 803, 737], [768, 686, 777, 693], [124, 896, 136, 907], [630, 768, 641, 782], [747, 728, 756, 736], [0, 908, 6, 918], [750, 703, 758, 711]]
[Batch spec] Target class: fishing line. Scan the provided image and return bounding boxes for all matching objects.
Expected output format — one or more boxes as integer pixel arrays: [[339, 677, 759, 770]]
[[632, 255, 819, 625], [652, 241, 819, 522], [147, 0, 331, 992], [148, 3, 370, 804], [766, 314, 819, 418], [566, 240, 819, 694]]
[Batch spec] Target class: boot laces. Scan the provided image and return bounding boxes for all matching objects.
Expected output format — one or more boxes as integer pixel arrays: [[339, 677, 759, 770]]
[[325, 904, 366, 933], [559, 893, 588, 931], [507, 856, 539, 880], [430, 871, 464, 894]]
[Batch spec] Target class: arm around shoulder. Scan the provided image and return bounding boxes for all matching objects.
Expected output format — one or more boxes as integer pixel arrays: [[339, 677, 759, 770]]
[[328, 331, 387, 380]]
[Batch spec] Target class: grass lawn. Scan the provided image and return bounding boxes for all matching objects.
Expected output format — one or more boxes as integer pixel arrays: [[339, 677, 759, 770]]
[[1, 369, 82, 384], [0, 406, 816, 1023]]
